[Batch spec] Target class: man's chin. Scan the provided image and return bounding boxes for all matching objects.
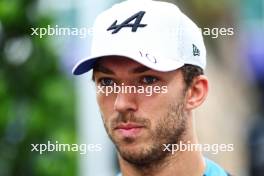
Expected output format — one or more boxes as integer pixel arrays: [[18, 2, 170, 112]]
[[117, 144, 149, 163], [117, 143, 166, 166]]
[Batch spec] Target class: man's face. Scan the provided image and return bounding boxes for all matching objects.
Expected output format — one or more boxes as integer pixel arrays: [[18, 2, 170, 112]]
[[93, 57, 188, 166]]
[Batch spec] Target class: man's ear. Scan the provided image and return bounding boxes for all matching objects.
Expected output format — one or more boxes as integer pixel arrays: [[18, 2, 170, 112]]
[[185, 75, 209, 110]]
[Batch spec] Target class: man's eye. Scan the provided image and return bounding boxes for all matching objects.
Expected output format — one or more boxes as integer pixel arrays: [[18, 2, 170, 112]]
[[141, 76, 158, 84], [98, 78, 115, 86]]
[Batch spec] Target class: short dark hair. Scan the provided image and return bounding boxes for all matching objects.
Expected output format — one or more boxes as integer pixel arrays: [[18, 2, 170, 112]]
[[180, 64, 204, 88]]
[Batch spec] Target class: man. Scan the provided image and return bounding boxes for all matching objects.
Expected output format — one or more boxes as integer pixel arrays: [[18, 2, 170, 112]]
[[72, 0, 230, 175]]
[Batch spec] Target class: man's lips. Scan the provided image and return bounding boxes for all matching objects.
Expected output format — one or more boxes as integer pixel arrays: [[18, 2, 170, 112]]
[[114, 123, 144, 137], [114, 123, 144, 130]]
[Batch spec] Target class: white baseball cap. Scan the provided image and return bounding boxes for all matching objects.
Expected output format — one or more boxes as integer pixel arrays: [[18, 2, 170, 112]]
[[72, 0, 206, 75]]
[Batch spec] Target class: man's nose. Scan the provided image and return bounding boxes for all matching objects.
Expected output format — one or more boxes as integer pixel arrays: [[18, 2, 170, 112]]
[[114, 93, 138, 113]]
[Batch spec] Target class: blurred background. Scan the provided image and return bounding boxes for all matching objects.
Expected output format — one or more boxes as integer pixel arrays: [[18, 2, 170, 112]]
[[0, 0, 263, 176]]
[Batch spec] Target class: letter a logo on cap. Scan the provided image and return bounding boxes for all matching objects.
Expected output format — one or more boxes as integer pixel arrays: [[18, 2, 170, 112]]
[[107, 11, 147, 34]]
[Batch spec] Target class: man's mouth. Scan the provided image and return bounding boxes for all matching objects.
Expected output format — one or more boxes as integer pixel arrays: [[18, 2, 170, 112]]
[[114, 123, 144, 137]]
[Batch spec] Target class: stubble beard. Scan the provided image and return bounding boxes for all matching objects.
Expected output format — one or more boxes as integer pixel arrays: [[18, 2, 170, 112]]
[[102, 100, 187, 169]]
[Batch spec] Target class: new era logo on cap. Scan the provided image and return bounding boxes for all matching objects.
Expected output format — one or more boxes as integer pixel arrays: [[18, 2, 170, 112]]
[[192, 44, 200, 56], [72, 0, 206, 75]]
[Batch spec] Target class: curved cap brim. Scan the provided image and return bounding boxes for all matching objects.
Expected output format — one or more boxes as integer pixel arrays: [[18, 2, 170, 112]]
[[72, 54, 185, 75]]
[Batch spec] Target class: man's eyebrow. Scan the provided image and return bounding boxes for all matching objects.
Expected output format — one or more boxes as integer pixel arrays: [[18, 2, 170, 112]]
[[93, 65, 115, 75], [130, 66, 151, 73]]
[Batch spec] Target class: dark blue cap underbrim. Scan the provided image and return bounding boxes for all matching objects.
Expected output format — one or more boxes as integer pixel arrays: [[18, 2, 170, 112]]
[[72, 58, 99, 75]]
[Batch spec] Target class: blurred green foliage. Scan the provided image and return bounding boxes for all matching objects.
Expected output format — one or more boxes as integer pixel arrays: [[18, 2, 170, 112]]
[[0, 0, 77, 176]]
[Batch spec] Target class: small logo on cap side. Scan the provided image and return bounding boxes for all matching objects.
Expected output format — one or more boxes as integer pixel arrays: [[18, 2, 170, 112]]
[[107, 11, 147, 34], [139, 51, 157, 64], [192, 44, 200, 56]]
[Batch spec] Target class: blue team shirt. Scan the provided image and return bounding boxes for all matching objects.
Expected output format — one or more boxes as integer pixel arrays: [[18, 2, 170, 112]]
[[117, 158, 228, 176], [203, 158, 228, 176]]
